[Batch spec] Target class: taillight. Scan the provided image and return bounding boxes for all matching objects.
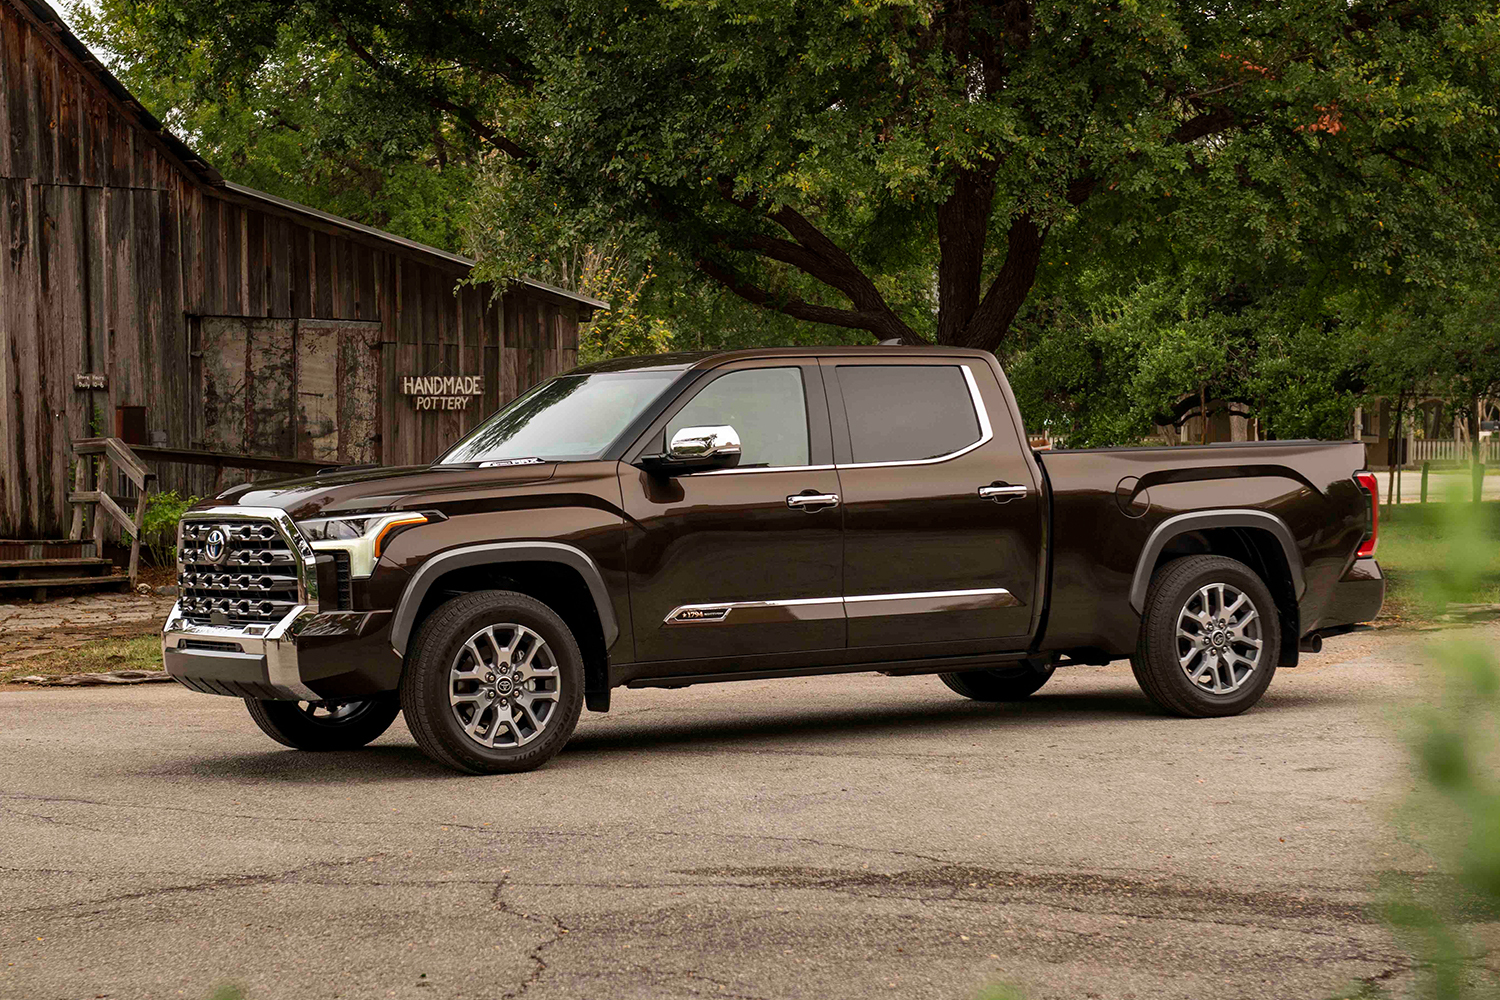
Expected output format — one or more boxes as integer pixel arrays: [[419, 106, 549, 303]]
[[1354, 472, 1378, 558]]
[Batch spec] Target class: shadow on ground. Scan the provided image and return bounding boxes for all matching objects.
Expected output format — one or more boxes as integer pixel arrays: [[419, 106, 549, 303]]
[[127, 681, 1337, 784]]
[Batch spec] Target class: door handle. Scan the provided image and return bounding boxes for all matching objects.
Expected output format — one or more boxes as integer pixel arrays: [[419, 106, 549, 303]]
[[787, 492, 840, 511], [978, 484, 1029, 503]]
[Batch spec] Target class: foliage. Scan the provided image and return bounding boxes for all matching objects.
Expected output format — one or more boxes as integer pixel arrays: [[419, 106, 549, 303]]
[[66, 0, 483, 253], [141, 491, 200, 568], [1366, 491, 1500, 998], [75, 0, 1500, 357]]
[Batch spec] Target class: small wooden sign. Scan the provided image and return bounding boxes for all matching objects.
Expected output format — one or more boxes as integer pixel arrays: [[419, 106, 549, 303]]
[[401, 374, 483, 411], [74, 373, 107, 390]]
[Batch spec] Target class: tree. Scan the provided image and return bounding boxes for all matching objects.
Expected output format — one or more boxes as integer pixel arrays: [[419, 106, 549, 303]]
[[92, 0, 1500, 350], [67, 0, 487, 253]]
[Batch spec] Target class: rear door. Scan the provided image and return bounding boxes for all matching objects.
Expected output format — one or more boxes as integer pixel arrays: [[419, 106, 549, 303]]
[[619, 361, 845, 664], [825, 356, 1044, 652]]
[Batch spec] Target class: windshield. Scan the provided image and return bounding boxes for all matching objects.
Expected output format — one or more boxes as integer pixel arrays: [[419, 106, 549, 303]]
[[438, 371, 679, 465]]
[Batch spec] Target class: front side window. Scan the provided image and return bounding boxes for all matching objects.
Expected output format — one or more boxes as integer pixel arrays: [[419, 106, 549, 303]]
[[667, 367, 810, 469], [837, 365, 982, 464], [439, 371, 678, 464]]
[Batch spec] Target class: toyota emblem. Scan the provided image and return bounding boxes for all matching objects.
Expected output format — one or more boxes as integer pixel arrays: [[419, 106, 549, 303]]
[[203, 528, 228, 564]]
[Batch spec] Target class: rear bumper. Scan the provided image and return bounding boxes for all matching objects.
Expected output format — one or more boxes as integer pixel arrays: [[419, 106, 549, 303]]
[[162, 602, 402, 701], [1308, 557, 1384, 634]]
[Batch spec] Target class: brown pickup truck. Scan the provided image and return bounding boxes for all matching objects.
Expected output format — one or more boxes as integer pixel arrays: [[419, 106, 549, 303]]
[[163, 347, 1383, 773]]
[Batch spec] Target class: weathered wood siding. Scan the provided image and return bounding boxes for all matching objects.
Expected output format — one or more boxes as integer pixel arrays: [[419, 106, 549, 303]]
[[0, 0, 587, 537]]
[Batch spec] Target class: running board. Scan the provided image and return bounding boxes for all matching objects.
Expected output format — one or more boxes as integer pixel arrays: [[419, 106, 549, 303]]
[[623, 650, 1032, 689]]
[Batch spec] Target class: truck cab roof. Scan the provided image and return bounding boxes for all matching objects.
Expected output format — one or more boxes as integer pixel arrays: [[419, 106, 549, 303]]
[[569, 345, 998, 376]]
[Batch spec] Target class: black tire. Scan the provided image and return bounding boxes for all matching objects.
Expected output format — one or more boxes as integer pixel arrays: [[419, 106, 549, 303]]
[[244, 696, 400, 751], [399, 590, 585, 774], [940, 665, 1055, 701], [1130, 554, 1281, 718]]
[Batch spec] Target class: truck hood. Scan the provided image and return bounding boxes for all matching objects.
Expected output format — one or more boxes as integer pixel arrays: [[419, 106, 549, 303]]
[[202, 463, 559, 521]]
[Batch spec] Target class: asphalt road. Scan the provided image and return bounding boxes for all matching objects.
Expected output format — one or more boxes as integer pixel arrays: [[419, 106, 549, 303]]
[[0, 625, 1461, 1000]]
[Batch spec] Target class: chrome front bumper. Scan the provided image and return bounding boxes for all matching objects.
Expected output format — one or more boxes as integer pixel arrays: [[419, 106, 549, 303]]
[[162, 601, 322, 700]]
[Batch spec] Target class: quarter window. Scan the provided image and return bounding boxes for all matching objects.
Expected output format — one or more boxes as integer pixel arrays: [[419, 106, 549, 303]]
[[667, 367, 810, 469], [836, 365, 982, 464]]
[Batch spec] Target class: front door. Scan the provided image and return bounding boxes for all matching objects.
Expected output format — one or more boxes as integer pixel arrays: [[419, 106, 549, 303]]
[[619, 362, 844, 664], [825, 357, 1043, 652]]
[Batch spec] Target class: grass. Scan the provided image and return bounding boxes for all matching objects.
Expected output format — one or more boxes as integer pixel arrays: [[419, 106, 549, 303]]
[[0, 634, 162, 683], [1377, 501, 1500, 622]]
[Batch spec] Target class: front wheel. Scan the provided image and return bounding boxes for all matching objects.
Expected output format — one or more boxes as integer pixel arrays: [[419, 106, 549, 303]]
[[940, 665, 1054, 701], [1130, 554, 1280, 718], [399, 590, 585, 774], [244, 696, 401, 751]]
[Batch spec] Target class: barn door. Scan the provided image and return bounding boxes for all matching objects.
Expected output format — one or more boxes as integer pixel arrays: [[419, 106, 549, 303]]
[[296, 320, 381, 464], [193, 317, 382, 464]]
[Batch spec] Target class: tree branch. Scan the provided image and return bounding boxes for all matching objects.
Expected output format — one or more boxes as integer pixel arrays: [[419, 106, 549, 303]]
[[711, 182, 921, 341], [957, 215, 1047, 350], [339, 31, 534, 165], [695, 257, 916, 340]]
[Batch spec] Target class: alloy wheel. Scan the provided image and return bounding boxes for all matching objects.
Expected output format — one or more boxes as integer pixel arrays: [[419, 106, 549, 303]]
[[447, 623, 561, 748], [1175, 582, 1263, 695]]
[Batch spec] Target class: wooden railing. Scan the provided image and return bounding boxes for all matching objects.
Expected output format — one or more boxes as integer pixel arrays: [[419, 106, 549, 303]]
[[70, 437, 156, 586], [128, 444, 327, 493], [68, 440, 338, 585]]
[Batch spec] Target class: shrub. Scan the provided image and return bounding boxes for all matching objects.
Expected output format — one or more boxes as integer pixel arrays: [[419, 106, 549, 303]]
[[140, 490, 200, 567]]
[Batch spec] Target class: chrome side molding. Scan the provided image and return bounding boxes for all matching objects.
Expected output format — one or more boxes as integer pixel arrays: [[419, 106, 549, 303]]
[[663, 587, 1017, 626]]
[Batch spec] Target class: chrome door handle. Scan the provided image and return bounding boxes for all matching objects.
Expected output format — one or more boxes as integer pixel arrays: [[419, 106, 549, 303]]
[[787, 493, 840, 510], [978, 485, 1029, 503]]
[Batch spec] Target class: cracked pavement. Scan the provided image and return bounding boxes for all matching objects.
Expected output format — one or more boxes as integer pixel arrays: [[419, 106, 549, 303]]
[[0, 625, 1467, 999]]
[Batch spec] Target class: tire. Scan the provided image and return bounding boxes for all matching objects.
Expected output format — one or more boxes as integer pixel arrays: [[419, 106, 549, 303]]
[[940, 665, 1054, 701], [244, 696, 400, 751], [1130, 554, 1281, 718], [399, 590, 585, 774]]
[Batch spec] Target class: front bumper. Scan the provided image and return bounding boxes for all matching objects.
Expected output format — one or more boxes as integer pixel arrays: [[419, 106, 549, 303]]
[[162, 602, 402, 701]]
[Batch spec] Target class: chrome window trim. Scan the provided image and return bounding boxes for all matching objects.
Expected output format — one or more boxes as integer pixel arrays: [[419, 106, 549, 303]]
[[836, 364, 993, 470], [688, 363, 993, 475], [694, 463, 837, 476], [663, 586, 1014, 625]]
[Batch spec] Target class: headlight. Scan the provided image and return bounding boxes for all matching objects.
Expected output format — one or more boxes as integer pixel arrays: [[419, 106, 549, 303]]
[[296, 512, 430, 578]]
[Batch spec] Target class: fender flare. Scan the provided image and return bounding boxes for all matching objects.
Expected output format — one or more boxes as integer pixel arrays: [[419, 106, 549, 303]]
[[1129, 509, 1305, 614], [390, 541, 620, 656]]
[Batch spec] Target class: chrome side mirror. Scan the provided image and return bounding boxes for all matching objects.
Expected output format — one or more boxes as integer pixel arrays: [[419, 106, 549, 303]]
[[668, 425, 742, 463], [641, 424, 742, 474]]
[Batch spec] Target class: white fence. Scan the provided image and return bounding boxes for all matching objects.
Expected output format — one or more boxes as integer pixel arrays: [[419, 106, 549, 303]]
[[1406, 438, 1500, 465]]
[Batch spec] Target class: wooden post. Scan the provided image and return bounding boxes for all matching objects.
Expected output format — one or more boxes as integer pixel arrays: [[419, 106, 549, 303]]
[[1421, 462, 1430, 504], [128, 487, 147, 587], [68, 457, 86, 540]]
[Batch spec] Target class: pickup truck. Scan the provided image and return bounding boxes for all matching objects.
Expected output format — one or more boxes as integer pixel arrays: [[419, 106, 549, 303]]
[[163, 347, 1383, 774]]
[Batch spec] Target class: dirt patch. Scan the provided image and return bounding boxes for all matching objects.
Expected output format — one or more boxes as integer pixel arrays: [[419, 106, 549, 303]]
[[0, 591, 175, 668]]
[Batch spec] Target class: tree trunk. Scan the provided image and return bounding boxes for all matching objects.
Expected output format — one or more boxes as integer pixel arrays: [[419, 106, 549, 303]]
[[1199, 385, 1209, 445]]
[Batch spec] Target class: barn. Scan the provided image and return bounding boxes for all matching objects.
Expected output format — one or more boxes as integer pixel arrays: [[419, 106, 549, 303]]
[[0, 0, 603, 563]]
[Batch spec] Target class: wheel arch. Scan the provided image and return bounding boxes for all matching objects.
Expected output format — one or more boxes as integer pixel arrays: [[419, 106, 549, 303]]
[[390, 543, 620, 698], [1130, 510, 1304, 667]]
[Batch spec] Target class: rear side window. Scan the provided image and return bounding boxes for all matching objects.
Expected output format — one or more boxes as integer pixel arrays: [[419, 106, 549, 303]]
[[836, 365, 982, 464], [668, 367, 810, 469]]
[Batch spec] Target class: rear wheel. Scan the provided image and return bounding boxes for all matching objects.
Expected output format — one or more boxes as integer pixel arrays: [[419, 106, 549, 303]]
[[400, 590, 584, 774], [940, 664, 1054, 701], [1130, 554, 1280, 718], [244, 696, 400, 751]]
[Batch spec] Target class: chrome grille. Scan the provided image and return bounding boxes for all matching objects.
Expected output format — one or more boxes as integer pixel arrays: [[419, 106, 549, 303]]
[[178, 518, 304, 625]]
